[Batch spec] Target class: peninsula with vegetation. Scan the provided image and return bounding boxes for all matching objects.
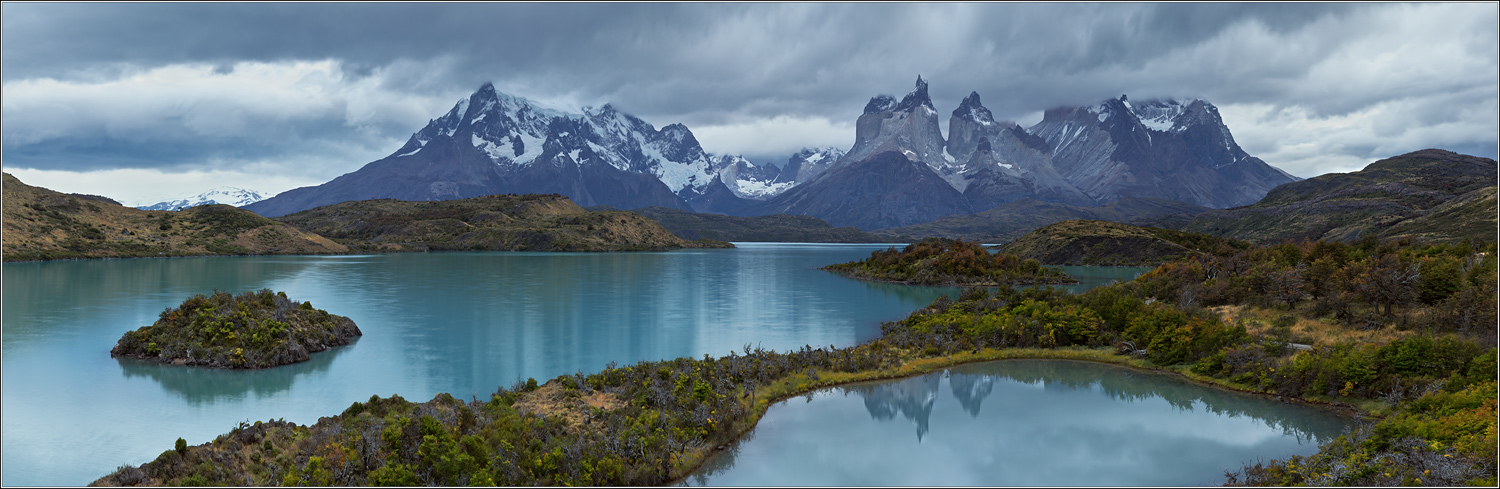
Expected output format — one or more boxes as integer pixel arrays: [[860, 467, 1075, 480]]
[[821, 237, 1076, 286], [110, 290, 362, 369]]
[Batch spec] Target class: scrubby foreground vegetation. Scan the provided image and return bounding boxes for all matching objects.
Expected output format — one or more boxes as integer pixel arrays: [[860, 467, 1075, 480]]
[[111, 290, 362, 369], [822, 237, 1076, 286], [93, 237, 1495, 486]]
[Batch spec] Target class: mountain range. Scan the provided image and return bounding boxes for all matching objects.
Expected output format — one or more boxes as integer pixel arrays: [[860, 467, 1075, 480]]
[[243, 78, 1298, 230], [244, 82, 843, 218], [137, 187, 267, 211]]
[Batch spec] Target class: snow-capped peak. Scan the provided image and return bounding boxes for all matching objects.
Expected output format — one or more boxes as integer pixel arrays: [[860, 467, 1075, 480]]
[[953, 91, 996, 125], [136, 187, 268, 211], [1123, 97, 1209, 132]]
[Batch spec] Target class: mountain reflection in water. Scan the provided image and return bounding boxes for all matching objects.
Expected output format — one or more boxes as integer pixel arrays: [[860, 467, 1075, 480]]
[[683, 359, 1352, 486]]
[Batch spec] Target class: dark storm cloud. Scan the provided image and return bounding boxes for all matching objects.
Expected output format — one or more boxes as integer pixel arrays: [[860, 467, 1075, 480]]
[[0, 3, 1360, 118], [2, 2, 1495, 200]]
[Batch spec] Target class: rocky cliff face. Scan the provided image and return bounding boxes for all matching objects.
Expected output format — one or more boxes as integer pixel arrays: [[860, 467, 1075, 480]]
[[840, 76, 952, 178]]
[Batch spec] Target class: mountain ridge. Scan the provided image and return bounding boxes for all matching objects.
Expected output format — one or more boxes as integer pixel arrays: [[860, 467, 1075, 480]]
[[1180, 148, 1497, 243]]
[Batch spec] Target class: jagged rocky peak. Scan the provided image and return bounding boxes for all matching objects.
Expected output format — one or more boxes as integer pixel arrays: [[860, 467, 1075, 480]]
[[893, 75, 935, 112], [948, 91, 1003, 161], [846, 76, 947, 171], [391, 82, 571, 166], [660, 123, 699, 146], [861, 75, 935, 115], [953, 91, 995, 125], [946, 90, 1050, 166], [864, 94, 897, 115]]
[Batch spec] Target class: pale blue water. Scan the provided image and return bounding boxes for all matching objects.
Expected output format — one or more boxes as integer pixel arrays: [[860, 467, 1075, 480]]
[[0, 244, 1154, 486], [683, 359, 1352, 486]]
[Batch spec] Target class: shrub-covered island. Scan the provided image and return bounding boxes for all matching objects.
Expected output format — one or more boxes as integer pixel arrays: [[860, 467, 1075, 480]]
[[110, 290, 362, 369], [821, 237, 1077, 286]]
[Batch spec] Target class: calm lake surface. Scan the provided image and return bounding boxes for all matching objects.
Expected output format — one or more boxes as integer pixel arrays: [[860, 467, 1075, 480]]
[[683, 359, 1352, 487], [1, 244, 1148, 486]]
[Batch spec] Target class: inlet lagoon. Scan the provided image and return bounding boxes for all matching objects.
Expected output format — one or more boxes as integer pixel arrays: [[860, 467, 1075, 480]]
[[682, 359, 1351, 486]]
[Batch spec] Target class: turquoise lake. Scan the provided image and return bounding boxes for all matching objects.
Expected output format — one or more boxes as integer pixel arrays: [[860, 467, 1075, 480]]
[[3, 244, 1192, 486]]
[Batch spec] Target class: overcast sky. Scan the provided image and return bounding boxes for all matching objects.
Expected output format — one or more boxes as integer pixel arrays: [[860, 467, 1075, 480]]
[[3, 3, 1496, 206]]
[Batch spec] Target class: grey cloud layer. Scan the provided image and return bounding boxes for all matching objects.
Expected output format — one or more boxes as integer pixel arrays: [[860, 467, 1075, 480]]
[[2, 2, 1495, 180]]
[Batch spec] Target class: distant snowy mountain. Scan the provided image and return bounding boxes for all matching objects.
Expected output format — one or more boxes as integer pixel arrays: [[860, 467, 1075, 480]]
[[137, 187, 267, 211], [758, 78, 1297, 229], [708, 154, 789, 200], [773, 147, 846, 186], [248, 83, 809, 217], [1029, 94, 1298, 208]]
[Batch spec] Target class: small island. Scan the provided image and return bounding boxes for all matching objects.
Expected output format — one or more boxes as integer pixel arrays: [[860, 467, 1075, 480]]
[[110, 289, 361, 369], [821, 237, 1077, 286]]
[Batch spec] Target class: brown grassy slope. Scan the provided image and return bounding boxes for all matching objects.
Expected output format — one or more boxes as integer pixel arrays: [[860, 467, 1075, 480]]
[[274, 194, 733, 252], [3, 173, 347, 262], [999, 219, 1251, 266]]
